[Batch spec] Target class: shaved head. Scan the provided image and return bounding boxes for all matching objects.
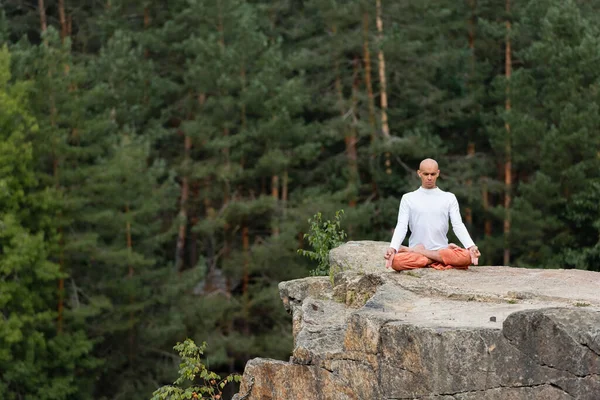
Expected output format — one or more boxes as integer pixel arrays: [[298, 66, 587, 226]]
[[419, 158, 439, 171], [417, 158, 440, 189]]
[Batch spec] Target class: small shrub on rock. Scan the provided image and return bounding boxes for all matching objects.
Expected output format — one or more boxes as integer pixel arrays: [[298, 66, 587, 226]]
[[151, 339, 241, 400], [298, 210, 347, 276]]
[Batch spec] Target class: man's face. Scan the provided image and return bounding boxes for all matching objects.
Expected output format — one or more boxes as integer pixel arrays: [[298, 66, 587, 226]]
[[418, 164, 439, 189]]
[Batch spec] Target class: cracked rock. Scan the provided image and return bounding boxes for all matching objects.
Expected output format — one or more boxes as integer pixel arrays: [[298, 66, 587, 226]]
[[234, 241, 600, 400]]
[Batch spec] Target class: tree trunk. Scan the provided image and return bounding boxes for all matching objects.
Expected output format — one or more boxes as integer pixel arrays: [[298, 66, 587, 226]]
[[221, 136, 230, 202], [175, 132, 191, 272], [272, 175, 280, 236], [203, 176, 217, 280], [465, 143, 475, 226], [465, 0, 477, 227], [347, 56, 360, 207], [282, 169, 288, 217], [241, 65, 247, 129], [363, 10, 380, 199], [175, 90, 206, 273], [125, 204, 134, 364], [38, 0, 47, 33], [242, 225, 250, 335], [57, 235, 64, 334], [332, 25, 358, 207], [53, 114, 63, 334], [503, 0, 512, 266], [144, 7, 150, 58], [58, 0, 67, 41], [39, 0, 66, 335], [142, 7, 150, 103], [333, 36, 343, 111], [362, 11, 377, 140], [482, 178, 492, 236], [375, 0, 391, 174], [218, 7, 231, 204], [465, 0, 493, 238]]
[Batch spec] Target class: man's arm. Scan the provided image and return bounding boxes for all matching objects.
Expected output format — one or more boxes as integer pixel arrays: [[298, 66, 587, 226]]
[[449, 195, 474, 248], [390, 195, 409, 251], [385, 196, 410, 268], [449, 195, 480, 264]]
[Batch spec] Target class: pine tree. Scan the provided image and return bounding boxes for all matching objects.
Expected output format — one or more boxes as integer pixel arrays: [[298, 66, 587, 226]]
[[159, 0, 310, 378], [67, 20, 194, 398], [505, 0, 600, 269], [0, 44, 95, 400]]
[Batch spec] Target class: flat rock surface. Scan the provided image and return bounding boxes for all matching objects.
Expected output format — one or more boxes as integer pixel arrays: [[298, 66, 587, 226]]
[[235, 241, 600, 400], [385, 265, 600, 306], [376, 266, 600, 328]]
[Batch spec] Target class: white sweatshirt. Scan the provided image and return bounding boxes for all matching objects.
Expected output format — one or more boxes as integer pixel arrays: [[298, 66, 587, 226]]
[[390, 187, 475, 251]]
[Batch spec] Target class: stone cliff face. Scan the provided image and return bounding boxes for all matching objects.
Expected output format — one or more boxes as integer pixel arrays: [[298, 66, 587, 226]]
[[233, 241, 600, 400]]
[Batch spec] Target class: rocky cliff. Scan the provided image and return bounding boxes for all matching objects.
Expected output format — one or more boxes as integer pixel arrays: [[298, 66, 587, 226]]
[[233, 241, 600, 400]]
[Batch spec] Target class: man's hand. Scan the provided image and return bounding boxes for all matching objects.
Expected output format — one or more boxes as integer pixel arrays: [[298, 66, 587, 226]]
[[384, 247, 397, 269], [468, 245, 480, 266], [384, 247, 397, 259]]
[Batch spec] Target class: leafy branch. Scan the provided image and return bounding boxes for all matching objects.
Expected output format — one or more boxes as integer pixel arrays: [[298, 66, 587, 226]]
[[151, 339, 241, 400], [298, 210, 347, 276]]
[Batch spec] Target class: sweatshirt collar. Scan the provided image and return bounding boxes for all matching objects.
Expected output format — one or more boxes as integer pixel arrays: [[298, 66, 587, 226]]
[[418, 186, 441, 194]]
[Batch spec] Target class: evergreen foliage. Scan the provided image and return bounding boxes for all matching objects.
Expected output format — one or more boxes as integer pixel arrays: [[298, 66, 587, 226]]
[[0, 0, 599, 398], [0, 45, 95, 399]]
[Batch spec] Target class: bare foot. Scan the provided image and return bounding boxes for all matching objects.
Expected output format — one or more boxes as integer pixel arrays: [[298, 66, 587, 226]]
[[385, 257, 393, 269], [384, 247, 397, 269], [398, 245, 411, 252]]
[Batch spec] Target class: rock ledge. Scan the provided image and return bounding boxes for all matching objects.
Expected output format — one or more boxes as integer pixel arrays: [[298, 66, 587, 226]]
[[234, 241, 600, 400]]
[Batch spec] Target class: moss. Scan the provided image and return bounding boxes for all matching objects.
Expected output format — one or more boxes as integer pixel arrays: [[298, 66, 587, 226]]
[[329, 264, 346, 286], [346, 290, 355, 305], [574, 302, 590, 307]]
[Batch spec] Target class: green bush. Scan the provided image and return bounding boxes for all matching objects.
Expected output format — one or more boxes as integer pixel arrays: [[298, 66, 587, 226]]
[[151, 339, 241, 400], [298, 210, 347, 276]]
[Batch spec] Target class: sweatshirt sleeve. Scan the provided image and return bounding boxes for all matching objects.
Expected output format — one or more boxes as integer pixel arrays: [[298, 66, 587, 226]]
[[390, 195, 409, 251], [449, 194, 475, 249]]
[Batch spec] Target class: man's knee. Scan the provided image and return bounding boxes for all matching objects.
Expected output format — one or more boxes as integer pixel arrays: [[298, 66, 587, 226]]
[[392, 252, 429, 270], [440, 247, 471, 267]]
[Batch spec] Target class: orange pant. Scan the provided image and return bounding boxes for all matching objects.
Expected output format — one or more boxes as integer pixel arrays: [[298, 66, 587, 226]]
[[391, 247, 471, 271]]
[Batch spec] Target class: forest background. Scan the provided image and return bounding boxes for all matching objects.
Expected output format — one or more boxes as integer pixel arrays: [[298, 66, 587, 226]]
[[1, 0, 599, 399]]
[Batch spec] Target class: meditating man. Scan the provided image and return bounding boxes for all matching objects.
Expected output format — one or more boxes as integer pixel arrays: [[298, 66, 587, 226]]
[[384, 158, 480, 271]]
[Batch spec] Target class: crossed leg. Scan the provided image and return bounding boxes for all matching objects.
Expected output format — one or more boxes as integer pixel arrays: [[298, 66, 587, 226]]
[[391, 244, 471, 271]]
